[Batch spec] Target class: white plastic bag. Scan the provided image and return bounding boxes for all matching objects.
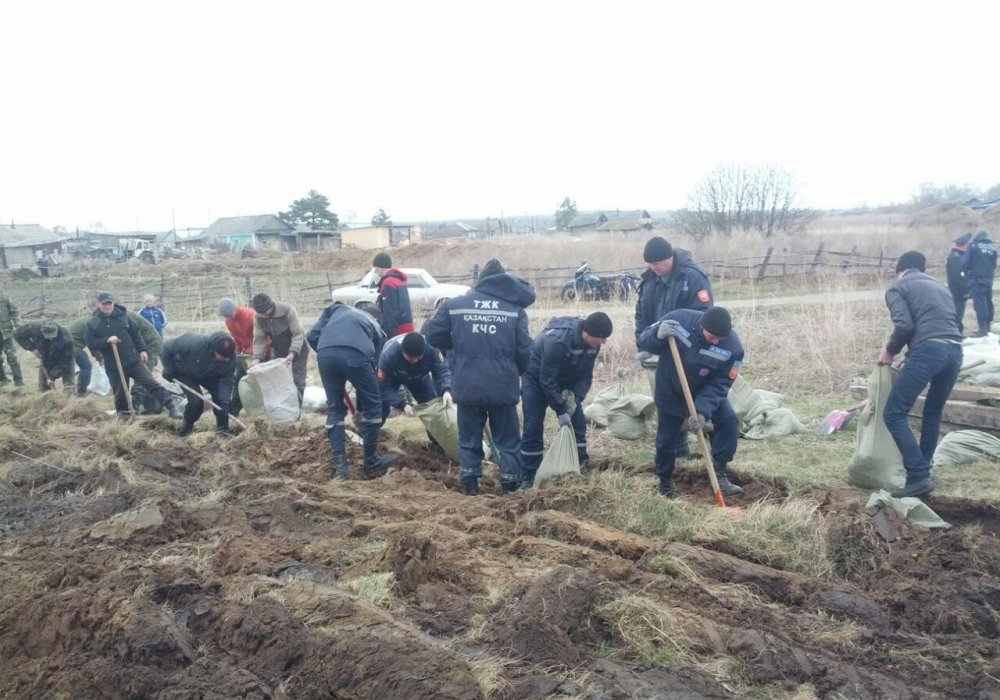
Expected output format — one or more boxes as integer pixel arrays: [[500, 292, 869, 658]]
[[239, 358, 300, 423], [301, 386, 328, 413], [88, 364, 112, 396]]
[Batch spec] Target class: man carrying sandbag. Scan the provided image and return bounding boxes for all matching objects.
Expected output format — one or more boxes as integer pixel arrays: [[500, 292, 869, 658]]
[[519, 312, 613, 485], [423, 257, 535, 495], [878, 250, 963, 498], [250, 293, 309, 402], [308, 301, 396, 480], [638, 307, 744, 498], [162, 332, 238, 437], [377, 332, 453, 451]]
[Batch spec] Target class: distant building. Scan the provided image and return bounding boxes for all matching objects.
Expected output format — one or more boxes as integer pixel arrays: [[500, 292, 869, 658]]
[[0, 223, 72, 269], [597, 209, 653, 232], [341, 225, 420, 250], [965, 197, 1000, 212], [202, 214, 337, 251], [566, 212, 609, 232]]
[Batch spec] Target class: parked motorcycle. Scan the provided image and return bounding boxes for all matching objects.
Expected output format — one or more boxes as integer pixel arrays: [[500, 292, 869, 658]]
[[561, 262, 611, 302]]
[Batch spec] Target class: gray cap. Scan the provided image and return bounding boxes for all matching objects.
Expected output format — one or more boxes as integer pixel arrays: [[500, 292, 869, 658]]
[[218, 297, 238, 316]]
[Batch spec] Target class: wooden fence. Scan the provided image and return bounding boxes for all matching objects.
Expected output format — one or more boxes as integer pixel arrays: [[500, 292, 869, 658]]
[[3, 244, 916, 323]]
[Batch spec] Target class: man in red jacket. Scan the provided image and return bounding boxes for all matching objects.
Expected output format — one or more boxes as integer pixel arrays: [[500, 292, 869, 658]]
[[218, 297, 269, 416], [372, 251, 415, 337]]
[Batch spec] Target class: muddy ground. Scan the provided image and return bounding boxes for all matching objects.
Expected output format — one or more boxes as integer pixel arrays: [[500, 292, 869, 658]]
[[2, 406, 1000, 699]]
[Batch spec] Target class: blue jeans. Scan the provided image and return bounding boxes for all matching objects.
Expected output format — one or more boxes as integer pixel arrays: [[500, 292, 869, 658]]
[[519, 377, 587, 471], [75, 349, 92, 395], [457, 403, 523, 486], [883, 341, 962, 482]]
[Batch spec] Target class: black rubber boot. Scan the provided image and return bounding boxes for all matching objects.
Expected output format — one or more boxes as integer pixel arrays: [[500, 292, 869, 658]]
[[462, 478, 479, 496], [332, 453, 350, 481], [657, 477, 675, 498], [362, 423, 395, 477], [714, 462, 743, 496], [500, 480, 520, 494], [177, 421, 195, 437], [520, 469, 537, 490]]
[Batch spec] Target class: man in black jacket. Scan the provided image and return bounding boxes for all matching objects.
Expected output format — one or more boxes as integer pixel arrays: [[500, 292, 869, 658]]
[[84, 292, 182, 419], [946, 232, 971, 333], [423, 258, 535, 495], [162, 331, 238, 437], [519, 312, 613, 485], [879, 251, 963, 498], [308, 301, 396, 480], [14, 320, 76, 392], [962, 229, 998, 337]]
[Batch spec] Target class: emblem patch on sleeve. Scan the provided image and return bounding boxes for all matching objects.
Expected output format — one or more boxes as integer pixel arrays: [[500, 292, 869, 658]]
[[697, 289, 710, 303], [728, 360, 742, 380]]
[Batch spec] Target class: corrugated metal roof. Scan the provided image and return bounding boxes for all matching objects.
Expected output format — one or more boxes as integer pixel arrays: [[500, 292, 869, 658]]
[[0, 223, 71, 247], [202, 215, 293, 238]]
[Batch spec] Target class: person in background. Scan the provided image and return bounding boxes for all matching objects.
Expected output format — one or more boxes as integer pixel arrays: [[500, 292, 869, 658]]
[[879, 250, 963, 498], [962, 229, 997, 337], [638, 307, 745, 499], [0, 291, 24, 386], [127, 310, 162, 370], [308, 300, 396, 480], [372, 251, 415, 337], [84, 291, 183, 419], [218, 297, 268, 417], [162, 331, 238, 437], [250, 293, 309, 401], [139, 293, 167, 339], [14, 320, 75, 392], [519, 312, 613, 486], [946, 232, 972, 334], [423, 257, 535, 495]]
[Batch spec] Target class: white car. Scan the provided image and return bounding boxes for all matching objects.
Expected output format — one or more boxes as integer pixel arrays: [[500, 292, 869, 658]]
[[329, 267, 471, 313]]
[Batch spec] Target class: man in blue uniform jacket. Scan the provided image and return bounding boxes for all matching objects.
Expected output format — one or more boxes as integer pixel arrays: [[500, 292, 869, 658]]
[[520, 312, 613, 485], [962, 229, 997, 337], [637, 306, 744, 498], [423, 258, 535, 495], [377, 332, 453, 418]]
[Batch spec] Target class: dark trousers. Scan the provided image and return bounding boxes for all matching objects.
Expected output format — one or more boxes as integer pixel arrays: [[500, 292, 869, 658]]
[[519, 377, 587, 471], [883, 341, 962, 483], [1, 337, 22, 384], [952, 293, 968, 334], [317, 347, 381, 456], [457, 403, 523, 486], [176, 374, 230, 430], [654, 400, 738, 479], [75, 349, 92, 396], [380, 375, 435, 420], [230, 356, 248, 416], [105, 358, 173, 414], [969, 282, 994, 332]]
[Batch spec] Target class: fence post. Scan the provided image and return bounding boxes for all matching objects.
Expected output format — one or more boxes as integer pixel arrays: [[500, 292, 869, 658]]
[[326, 271, 333, 300], [756, 247, 774, 281], [844, 246, 857, 269], [810, 242, 826, 271], [160, 274, 166, 308], [244, 274, 252, 304]]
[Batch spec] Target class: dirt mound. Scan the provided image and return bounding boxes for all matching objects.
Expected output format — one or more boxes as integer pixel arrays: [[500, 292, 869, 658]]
[[908, 202, 983, 230]]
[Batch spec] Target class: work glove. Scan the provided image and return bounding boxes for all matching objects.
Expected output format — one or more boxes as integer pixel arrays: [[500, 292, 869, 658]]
[[403, 404, 414, 417], [686, 414, 713, 433], [557, 413, 573, 428], [441, 391, 454, 408], [636, 350, 652, 363], [656, 320, 683, 340]]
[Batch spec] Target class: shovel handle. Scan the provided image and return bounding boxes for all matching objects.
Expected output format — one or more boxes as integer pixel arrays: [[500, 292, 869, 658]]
[[667, 337, 726, 508], [175, 380, 248, 430], [110, 342, 135, 414]]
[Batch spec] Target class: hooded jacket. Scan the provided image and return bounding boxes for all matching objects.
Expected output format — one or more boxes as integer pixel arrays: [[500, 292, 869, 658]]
[[377, 268, 415, 337], [524, 316, 600, 415], [637, 308, 744, 419], [422, 272, 535, 405], [634, 248, 713, 345], [962, 230, 998, 286], [308, 301, 386, 361], [84, 303, 147, 367]]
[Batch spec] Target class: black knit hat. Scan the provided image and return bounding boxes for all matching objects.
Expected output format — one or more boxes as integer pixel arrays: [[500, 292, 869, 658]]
[[895, 250, 926, 273], [582, 312, 613, 338], [372, 252, 392, 268], [479, 258, 506, 279], [953, 232, 973, 246], [400, 332, 426, 357], [212, 334, 236, 358], [700, 307, 732, 337], [643, 236, 673, 263], [252, 293, 274, 313]]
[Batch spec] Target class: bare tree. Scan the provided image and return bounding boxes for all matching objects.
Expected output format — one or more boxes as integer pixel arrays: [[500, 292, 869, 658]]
[[678, 164, 816, 239]]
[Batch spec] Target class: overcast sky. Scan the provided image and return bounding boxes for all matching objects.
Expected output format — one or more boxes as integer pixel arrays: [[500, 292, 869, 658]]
[[1, 1, 997, 232]]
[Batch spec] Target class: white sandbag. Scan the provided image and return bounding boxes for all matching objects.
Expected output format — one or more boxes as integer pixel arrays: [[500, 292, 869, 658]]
[[87, 364, 112, 396], [534, 425, 581, 487], [301, 386, 327, 413], [240, 358, 300, 423]]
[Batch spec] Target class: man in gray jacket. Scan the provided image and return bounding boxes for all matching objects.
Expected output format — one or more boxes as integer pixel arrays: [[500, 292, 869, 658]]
[[250, 293, 309, 401], [878, 250, 963, 498]]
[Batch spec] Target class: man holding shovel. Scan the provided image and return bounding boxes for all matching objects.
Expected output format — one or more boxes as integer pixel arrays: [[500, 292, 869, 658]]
[[84, 292, 183, 420], [638, 307, 744, 498], [14, 320, 75, 392], [162, 331, 239, 437], [878, 250, 963, 498]]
